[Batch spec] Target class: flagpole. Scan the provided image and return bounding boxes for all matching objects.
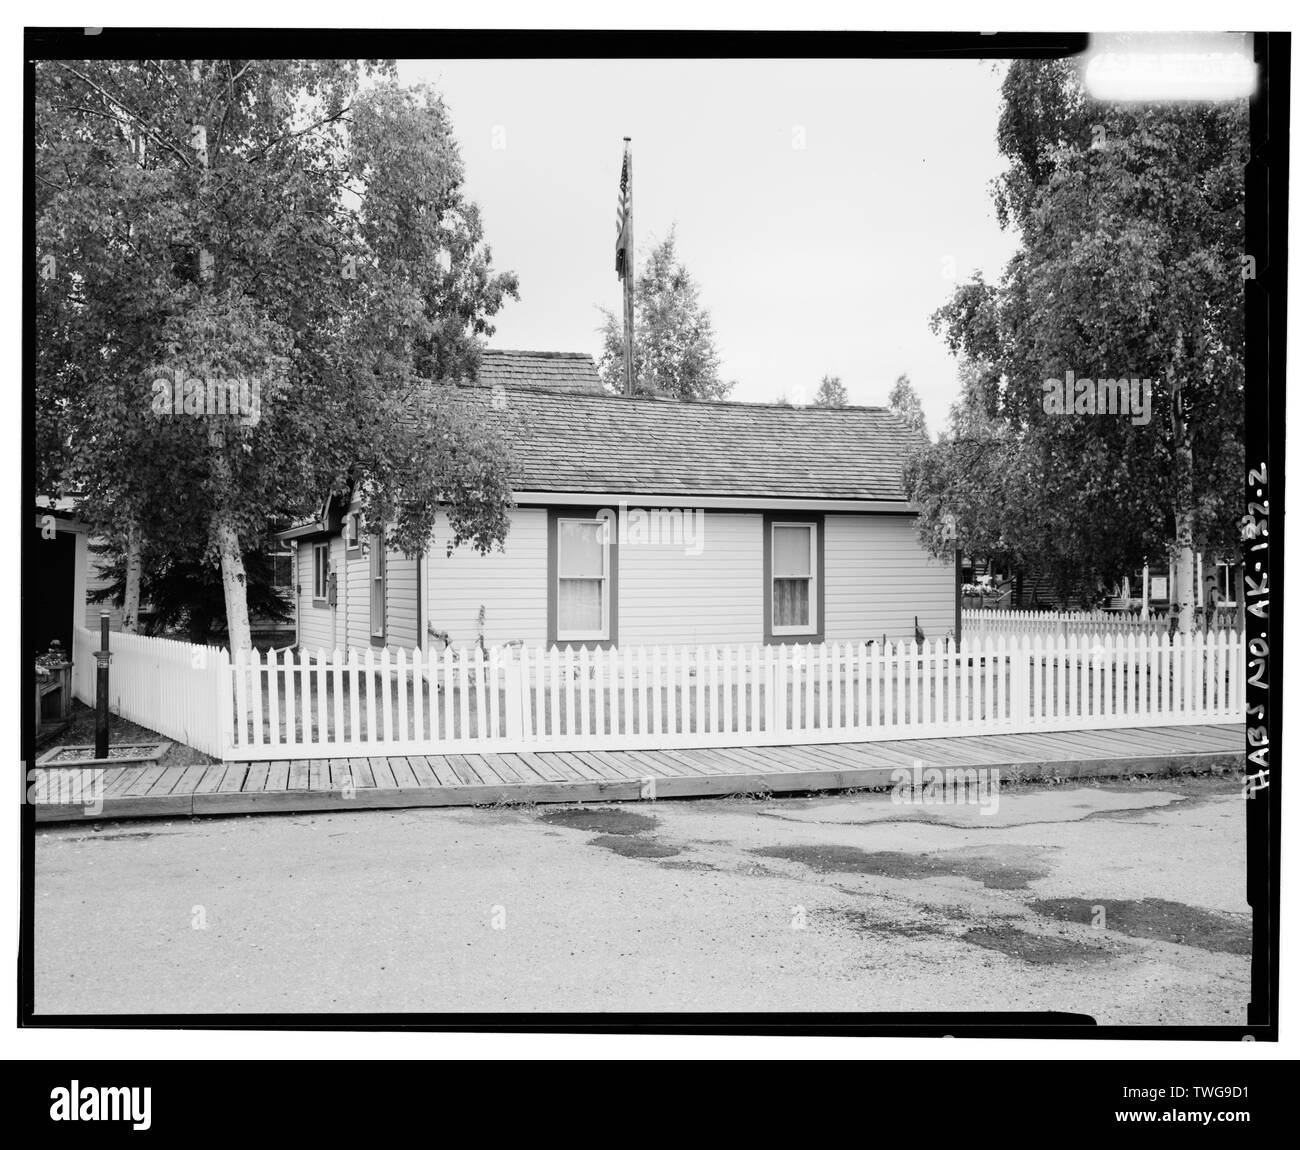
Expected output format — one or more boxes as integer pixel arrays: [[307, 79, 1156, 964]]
[[622, 137, 634, 397]]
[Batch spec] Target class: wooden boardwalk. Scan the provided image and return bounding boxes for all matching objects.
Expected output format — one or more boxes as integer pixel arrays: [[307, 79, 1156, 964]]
[[31, 723, 1245, 823]]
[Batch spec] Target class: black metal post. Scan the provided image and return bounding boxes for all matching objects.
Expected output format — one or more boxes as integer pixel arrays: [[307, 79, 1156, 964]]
[[94, 610, 111, 759]]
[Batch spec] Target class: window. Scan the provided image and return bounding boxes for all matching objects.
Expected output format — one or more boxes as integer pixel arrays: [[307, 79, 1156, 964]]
[[271, 548, 293, 593], [369, 533, 385, 639], [345, 512, 361, 550], [312, 543, 330, 603], [763, 515, 823, 643], [1214, 561, 1238, 607], [556, 517, 610, 641], [771, 522, 816, 634]]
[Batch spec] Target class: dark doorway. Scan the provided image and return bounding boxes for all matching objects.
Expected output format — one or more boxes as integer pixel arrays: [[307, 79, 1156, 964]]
[[31, 526, 75, 659]]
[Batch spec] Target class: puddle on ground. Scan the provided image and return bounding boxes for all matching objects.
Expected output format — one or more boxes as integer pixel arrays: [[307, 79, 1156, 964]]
[[753, 843, 1051, 890], [589, 834, 682, 859], [961, 923, 1116, 965], [537, 808, 659, 836], [1031, 897, 1251, 954]]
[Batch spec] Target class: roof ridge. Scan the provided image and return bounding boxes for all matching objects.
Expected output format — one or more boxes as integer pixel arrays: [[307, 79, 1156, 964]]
[[492, 385, 894, 413], [483, 349, 596, 360]]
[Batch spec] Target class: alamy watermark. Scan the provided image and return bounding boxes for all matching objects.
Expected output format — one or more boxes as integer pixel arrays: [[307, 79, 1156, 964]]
[[595, 503, 705, 555], [1041, 370, 1153, 426], [150, 369, 261, 426], [26, 768, 104, 815], [891, 759, 1000, 816]]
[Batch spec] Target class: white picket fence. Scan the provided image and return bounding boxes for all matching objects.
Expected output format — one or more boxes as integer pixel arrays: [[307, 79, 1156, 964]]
[[220, 631, 1245, 762], [70, 626, 228, 757], [962, 608, 1212, 641]]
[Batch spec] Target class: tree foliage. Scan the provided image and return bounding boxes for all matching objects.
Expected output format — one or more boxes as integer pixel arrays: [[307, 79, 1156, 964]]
[[597, 227, 734, 401], [88, 533, 292, 646], [812, 375, 848, 408], [887, 373, 929, 439], [36, 61, 519, 646], [910, 59, 1246, 614]]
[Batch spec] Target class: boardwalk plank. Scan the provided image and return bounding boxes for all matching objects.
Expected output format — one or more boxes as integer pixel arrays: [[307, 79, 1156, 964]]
[[192, 764, 228, 794], [388, 756, 420, 789], [516, 751, 569, 782], [33, 721, 1247, 824], [368, 757, 399, 789], [217, 765, 248, 793], [103, 766, 146, 798], [172, 764, 209, 796], [463, 754, 505, 785], [423, 756, 461, 787], [406, 755, 439, 787], [123, 766, 166, 797]]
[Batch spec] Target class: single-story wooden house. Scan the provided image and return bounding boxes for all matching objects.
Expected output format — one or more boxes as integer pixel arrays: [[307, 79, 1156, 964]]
[[279, 350, 955, 653]]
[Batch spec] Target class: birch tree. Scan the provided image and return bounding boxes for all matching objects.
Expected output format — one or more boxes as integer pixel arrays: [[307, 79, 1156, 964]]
[[36, 61, 518, 650]]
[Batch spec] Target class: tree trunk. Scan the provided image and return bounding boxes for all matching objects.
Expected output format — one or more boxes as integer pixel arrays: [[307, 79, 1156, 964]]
[[207, 421, 252, 653], [215, 516, 253, 653], [121, 523, 142, 633], [1169, 370, 1196, 634]]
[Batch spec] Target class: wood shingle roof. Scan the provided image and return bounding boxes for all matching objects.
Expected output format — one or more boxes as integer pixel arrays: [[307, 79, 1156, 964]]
[[459, 386, 925, 502]]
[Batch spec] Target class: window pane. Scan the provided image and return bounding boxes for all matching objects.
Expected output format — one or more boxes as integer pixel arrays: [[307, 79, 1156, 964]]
[[559, 579, 603, 633], [774, 578, 810, 627], [773, 525, 811, 578], [559, 520, 605, 578]]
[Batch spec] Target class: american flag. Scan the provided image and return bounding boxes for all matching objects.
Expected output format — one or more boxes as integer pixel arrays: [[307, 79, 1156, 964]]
[[615, 140, 631, 279]]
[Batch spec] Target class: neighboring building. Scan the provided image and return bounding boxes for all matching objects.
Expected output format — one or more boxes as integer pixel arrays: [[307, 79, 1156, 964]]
[[281, 352, 956, 653], [31, 501, 91, 658], [961, 555, 1241, 616], [469, 348, 605, 394]]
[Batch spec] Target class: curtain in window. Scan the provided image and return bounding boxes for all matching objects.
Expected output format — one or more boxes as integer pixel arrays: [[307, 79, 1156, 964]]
[[558, 520, 607, 634], [773, 578, 809, 627], [772, 525, 811, 627], [558, 579, 604, 633]]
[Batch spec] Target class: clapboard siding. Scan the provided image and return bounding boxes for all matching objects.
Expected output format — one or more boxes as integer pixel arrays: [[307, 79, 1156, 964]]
[[385, 548, 420, 649], [426, 506, 548, 648], [84, 547, 125, 631], [618, 511, 764, 646], [295, 535, 344, 653], [823, 513, 954, 642]]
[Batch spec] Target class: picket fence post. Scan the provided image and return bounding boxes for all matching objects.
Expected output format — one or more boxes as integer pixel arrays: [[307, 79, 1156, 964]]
[[215, 646, 233, 756], [503, 645, 524, 741]]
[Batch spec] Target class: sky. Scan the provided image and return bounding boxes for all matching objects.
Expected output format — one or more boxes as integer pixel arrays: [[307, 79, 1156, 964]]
[[397, 57, 1021, 432]]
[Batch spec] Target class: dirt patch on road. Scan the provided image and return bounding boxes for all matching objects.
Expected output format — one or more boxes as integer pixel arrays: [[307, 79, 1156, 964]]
[[754, 843, 1050, 890], [840, 910, 950, 940], [589, 834, 682, 859], [1030, 897, 1251, 955], [962, 923, 1116, 965], [538, 808, 659, 836], [59, 829, 175, 844]]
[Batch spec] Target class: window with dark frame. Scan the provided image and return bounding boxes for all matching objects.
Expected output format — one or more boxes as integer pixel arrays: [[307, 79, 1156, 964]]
[[369, 533, 385, 639], [312, 542, 329, 603], [556, 516, 610, 641], [770, 521, 816, 635]]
